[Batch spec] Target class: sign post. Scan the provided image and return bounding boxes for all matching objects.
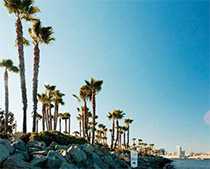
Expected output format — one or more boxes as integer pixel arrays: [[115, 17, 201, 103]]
[[130, 150, 138, 168]]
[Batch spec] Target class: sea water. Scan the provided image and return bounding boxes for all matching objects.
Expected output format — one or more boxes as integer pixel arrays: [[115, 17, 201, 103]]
[[172, 159, 210, 169]]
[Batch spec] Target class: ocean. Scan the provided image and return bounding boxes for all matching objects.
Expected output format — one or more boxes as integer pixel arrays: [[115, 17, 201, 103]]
[[172, 159, 210, 169]]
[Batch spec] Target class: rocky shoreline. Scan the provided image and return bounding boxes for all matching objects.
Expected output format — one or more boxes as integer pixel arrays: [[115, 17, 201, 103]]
[[0, 132, 172, 169]]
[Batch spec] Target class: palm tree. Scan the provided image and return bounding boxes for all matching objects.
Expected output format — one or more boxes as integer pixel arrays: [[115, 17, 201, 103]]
[[62, 112, 70, 133], [44, 84, 56, 130], [0, 59, 19, 133], [124, 118, 133, 148], [79, 85, 91, 139], [35, 113, 42, 132], [37, 93, 48, 131], [52, 90, 64, 131], [76, 108, 82, 136], [107, 110, 117, 149], [58, 113, 63, 132], [114, 110, 125, 147], [29, 19, 55, 132], [85, 78, 103, 144], [4, 0, 40, 133]]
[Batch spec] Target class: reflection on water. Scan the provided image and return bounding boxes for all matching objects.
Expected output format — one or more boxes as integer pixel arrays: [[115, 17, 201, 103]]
[[172, 160, 210, 169]]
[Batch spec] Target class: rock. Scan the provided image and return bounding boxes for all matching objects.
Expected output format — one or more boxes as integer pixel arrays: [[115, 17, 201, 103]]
[[0, 138, 14, 154], [0, 139, 15, 164], [66, 145, 87, 163], [12, 139, 26, 152], [81, 144, 94, 154], [59, 162, 79, 169], [92, 152, 109, 169], [2, 154, 41, 169], [31, 150, 48, 158], [28, 140, 46, 150], [31, 157, 47, 168], [46, 150, 66, 169]]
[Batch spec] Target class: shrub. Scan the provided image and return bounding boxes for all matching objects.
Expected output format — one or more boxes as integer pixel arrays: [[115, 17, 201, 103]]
[[28, 131, 87, 146]]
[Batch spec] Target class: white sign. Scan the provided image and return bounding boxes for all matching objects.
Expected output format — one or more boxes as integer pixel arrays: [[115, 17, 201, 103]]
[[130, 150, 138, 168]]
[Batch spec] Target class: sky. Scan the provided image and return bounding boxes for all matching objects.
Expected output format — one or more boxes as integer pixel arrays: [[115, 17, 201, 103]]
[[0, 0, 209, 152]]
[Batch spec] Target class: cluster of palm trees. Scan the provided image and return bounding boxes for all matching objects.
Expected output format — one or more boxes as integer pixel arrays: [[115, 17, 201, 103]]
[[108, 110, 133, 149], [73, 78, 103, 144], [3, 0, 54, 133], [0, 0, 137, 150]]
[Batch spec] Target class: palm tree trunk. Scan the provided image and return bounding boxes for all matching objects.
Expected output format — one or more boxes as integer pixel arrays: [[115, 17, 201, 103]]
[[91, 93, 96, 144], [53, 104, 59, 130], [32, 43, 40, 132], [79, 120, 81, 137], [49, 107, 52, 130], [114, 120, 119, 148], [84, 100, 88, 138], [111, 119, 115, 149], [42, 104, 45, 131], [59, 117, 61, 132], [65, 119, 67, 133], [68, 115, 71, 134], [16, 16, 28, 133], [36, 119, 38, 132], [4, 69, 8, 133], [123, 131, 126, 146], [127, 125, 130, 147]]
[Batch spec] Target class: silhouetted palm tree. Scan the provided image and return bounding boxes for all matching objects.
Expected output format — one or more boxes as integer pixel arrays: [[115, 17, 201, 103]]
[[29, 19, 54, 132], [4, 0, 40, 133], [0, 59, 18, 133], [85, 78, 103, 144], [125, 118, 133, 147]]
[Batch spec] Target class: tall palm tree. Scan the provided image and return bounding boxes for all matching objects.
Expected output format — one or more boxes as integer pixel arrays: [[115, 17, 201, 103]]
[[37, 93, 48, 131], [114, 110, 125, 147], [44, 84, 56, 130], [4, 0, 40, 133], [79, 85, 91, 139], [124, 118, 133, 148], [62, 112, 70, 133], [85, 78, 103, 144], [58, 113, 63, 132], [107, 110, 119, 149], [29, 19, 55, 132], [35, 113, 42, 132], [52, 90, 64, 131], [0, 59, 19, 133]]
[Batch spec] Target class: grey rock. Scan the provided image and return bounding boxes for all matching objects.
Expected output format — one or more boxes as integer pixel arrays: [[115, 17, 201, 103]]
[[2, 154, 41, 169], [47, 150, 66, 169], [12, 139, 26, 152], [81, 144, 94, 154], [0, 138, 14, 154], [31, 157, 47, 168], [92, 152, 109, 169], [0, 139, 15, 164], [59, 162, 79, 169], [66, 145, 87, 163], [28, 140, 46, 151]]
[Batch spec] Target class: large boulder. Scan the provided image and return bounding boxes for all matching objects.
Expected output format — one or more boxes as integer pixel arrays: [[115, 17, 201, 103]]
[[28, 140, 46, 153], [0, 139, 14, 164], [2, 154, 41, 169], [81, 144, 94, 154], [66, 145, 87, 163], [46, 150, 66, 169], [59, 162, 79, 169], [31, 157, 47, 168], [0, 139, 14, 154], [12, 139, 26, 152]]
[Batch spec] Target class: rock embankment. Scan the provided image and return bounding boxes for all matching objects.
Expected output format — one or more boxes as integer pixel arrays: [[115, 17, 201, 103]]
[[0, 138, 172, 169]]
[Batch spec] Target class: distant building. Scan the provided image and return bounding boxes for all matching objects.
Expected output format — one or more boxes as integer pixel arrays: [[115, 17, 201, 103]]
[[176, 145, 185, 159]]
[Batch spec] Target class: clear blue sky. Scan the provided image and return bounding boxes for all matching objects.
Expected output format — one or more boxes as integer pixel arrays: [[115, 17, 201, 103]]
[[0, 0, 209, 152]]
